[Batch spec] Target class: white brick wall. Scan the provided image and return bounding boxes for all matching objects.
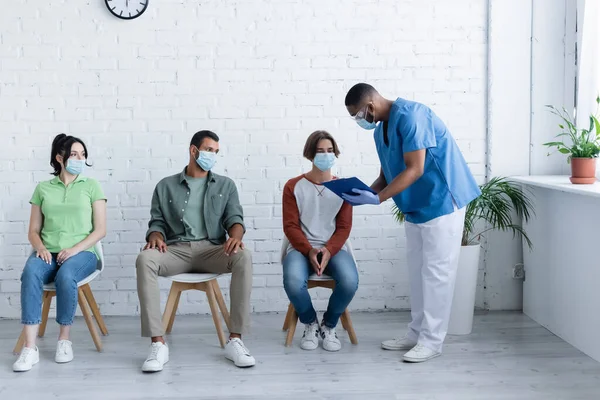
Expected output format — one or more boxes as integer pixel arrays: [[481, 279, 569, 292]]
[[0, 0, 487, 318]]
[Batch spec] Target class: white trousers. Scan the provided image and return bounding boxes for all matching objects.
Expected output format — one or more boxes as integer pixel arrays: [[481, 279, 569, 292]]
[[404, 206, 466, 353]]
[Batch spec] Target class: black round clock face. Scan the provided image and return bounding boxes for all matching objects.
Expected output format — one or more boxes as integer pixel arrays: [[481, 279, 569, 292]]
[[105, 0, 149, 20]]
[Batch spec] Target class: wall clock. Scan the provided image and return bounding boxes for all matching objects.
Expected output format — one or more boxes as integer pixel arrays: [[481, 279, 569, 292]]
[[105, 0, 149, 20]]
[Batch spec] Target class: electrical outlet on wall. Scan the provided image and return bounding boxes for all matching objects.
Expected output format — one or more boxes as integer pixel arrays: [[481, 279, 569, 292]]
[[513, 263, 525, 280]]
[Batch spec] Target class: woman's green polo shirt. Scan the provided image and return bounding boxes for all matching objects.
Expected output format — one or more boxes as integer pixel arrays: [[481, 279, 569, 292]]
[[30, 175, 106, 258]]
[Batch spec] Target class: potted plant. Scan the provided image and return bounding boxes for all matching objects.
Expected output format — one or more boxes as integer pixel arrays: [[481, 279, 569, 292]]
[[392, 177, 534, 335], [544, 98, 600, 184]]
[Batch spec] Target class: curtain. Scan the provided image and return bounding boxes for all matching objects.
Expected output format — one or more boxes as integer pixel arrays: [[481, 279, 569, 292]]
[[575, 0, 600, 129]]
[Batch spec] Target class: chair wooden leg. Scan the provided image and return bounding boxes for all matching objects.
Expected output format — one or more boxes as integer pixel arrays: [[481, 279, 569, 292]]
[[341, 309, 358, 345], [78, 288, 102, 352], [13, 329, 26, 355], [340, 311, 349, 331], [285, 307, 298, 347], [211, 280, 231, 331], [282, 303, 294, 331], [204, 282, 227, 348], [38, 291, 53, 337], [166, 291, 181, 334], [81, 284, 108, 336], [161, 283, 181, 333]]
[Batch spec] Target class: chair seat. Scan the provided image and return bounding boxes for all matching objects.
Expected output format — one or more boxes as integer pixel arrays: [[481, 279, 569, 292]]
[[168, 273, 222, 283], [42, 270, 101, 291], [308, 274, 333, 281]]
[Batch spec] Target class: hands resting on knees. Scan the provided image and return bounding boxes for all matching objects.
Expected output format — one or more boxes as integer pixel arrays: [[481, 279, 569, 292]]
[[143, 232, 245, 257]]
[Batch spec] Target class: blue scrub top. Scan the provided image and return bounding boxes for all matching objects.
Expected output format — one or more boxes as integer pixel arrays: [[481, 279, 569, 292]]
[[374, 98, 481, 224]]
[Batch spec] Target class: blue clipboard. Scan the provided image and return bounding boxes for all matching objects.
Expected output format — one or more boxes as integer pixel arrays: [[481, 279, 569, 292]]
[[322, 177, 376, 200]]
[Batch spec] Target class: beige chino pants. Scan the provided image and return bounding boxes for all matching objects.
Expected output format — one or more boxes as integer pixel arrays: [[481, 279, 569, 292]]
[[135, 241, 252, 337]]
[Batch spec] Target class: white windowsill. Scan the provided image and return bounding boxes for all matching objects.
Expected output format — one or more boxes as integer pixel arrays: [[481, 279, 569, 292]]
[[510, 175, 600, 198]]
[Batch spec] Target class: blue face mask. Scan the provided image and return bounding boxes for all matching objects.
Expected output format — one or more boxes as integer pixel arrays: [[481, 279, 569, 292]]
[[196, 150, 217, 171], [313, 153, 336, 172], [65, 159, 86, 175], [354, 105, 377, 130], [356, 118, 377, 130]]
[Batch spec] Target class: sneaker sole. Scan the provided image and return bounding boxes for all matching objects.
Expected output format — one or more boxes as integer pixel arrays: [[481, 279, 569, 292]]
[[141, 358, 169, 372], [403, 352, 441, 363], [225, 355, 255, 368], [55, 357, 74, 364], [381, 343, 417, 351], [13, 365, 34, 372], [300, 342, 319, 351]]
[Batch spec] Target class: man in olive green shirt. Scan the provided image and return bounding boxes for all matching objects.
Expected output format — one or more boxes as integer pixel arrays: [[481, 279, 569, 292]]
[[136, 130, 255, 372]]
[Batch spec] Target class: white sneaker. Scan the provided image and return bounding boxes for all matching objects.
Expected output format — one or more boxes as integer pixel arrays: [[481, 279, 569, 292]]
[[320, 324, 341, 352], [300, 321, 320, 350], [55, 340, 74, 363], [13, 346, 39, 372], [141, 342, 169, 372], [381, 335, 418, 351], [224, 338, 255, 368], [403, 344, 441, 363]]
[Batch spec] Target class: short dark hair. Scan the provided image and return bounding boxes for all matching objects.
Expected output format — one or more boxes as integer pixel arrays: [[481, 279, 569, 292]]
[[303, 130, 341, 160], [345, 83, 377, 107], [190, 130, 219, 148], [50, 133, 90, 176]]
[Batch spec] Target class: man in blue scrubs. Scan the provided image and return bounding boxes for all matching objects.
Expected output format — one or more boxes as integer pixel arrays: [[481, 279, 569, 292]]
[[343, 83, 480, 363]]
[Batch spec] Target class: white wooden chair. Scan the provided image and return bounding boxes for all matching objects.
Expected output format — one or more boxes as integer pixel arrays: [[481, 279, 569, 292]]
[[280, 237, 358, 347], [14, 241, 108, 354], [161, 273, 231, 348]]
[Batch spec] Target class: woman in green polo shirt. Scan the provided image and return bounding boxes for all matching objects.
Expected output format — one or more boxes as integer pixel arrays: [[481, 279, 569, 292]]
[[13, 134, 107, 372]]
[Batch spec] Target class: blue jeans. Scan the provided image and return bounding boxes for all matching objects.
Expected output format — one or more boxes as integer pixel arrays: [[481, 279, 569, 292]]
[[283, 249, 359, 328], [21, 251, 97, 326]]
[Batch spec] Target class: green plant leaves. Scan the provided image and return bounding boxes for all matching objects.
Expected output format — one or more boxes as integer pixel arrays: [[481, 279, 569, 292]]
[[544, 104, 600, 159], [391, 177, 534, 249]]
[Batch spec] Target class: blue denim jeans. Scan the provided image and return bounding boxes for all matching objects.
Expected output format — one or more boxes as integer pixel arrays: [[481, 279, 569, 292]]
[[21, 251, 97, 326], [283, 249, 359, 328]]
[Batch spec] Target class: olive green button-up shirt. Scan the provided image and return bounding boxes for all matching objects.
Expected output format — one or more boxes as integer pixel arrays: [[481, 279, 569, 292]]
[[145, 168, 245, 245]]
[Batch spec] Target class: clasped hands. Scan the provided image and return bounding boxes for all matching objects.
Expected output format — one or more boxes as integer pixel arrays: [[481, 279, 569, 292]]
[[308, 247, 331, 276]]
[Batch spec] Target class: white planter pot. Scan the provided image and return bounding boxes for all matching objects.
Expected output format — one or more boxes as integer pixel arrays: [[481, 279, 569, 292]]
[[447, 244, 481, 335]]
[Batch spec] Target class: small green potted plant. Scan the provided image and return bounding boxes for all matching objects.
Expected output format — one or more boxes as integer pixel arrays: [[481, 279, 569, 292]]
[[393, 177, 534, 335], [544, 97, 600, 184]]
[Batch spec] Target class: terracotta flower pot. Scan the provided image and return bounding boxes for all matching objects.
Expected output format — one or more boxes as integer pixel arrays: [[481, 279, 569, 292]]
[[570, 158, 597, 184]]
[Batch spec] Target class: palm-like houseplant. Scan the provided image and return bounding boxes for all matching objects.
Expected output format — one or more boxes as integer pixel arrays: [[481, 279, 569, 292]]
[[392, 177, 534, 248], [392, 177, 535, 335]]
